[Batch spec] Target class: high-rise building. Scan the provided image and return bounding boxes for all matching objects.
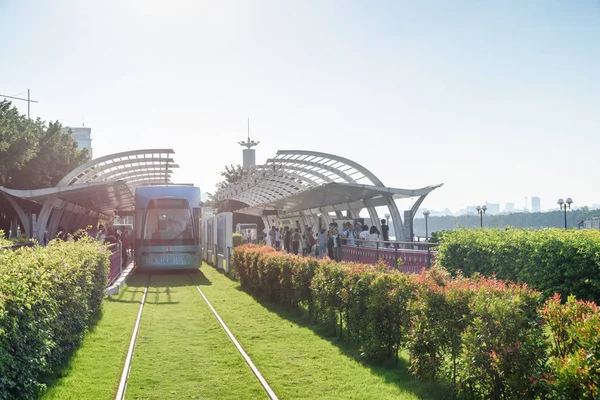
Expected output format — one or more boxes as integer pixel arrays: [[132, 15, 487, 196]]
[[485, 202, 500, 215], [504, 202, 515, 213], [63, 126, 92, 158], [531, 196, 541, 213]]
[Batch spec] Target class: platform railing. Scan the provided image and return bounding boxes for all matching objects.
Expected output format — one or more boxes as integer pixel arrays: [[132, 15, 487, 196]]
[[341, 239, 437, 274], [107, 242, 122, 285]]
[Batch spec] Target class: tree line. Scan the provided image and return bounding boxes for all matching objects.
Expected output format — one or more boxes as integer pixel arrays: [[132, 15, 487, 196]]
[[413, 207, 600, 235]]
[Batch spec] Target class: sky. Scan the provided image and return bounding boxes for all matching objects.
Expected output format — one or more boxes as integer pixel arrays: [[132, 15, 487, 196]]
[[1, 0, 599, 214]]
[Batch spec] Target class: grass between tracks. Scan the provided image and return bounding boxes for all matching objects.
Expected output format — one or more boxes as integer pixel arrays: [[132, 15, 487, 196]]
[[201, 264, 451, 400], [124, 273, 266, 400], [42, 274, 147, 400]]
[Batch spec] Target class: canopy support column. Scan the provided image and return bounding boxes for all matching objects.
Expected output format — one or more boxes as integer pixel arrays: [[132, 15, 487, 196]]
[[0, 191, 31, 238]]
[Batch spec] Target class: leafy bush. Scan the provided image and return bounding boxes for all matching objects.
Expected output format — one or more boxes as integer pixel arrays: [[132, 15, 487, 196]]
[[541, 294, 600, 399], [0, 236, 108, 398], [232, 244, 600, 398], [232, 233, 243, 247], [455, 281, 547, 399], [436, 228, 600, 302], [0, 229, 36, 247]]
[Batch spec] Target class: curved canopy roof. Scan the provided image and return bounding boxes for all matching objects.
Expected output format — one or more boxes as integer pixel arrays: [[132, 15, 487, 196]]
[[1, 149, 177, 216], [59, 149, 178, 192], [214, 150, 442, 216]]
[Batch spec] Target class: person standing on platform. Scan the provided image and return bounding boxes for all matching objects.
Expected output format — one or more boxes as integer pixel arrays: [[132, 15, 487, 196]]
[[342, 222, 355, 246], [275, 228, 281, 250], [380, 219, 390, 247], [368, 225, 380, 248], [283, 226, 292, 252], [359, 224, 370, 246], [292, 228, 301, 255], [333, 227, 342, 261], [327, 223, 336, 259], [317, 228, 329, 259]]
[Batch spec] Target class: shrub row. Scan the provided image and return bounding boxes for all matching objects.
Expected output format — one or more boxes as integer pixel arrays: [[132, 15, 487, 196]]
[[435, 228, 600, 302], [0, 236, 109, 399], [233, 244, 600, 399]]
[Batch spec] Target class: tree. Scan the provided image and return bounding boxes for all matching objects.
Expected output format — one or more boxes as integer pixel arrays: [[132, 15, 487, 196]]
[[216, 164, 249, 189], [205, 164, 249, 213], [0, 100, 89, 189]]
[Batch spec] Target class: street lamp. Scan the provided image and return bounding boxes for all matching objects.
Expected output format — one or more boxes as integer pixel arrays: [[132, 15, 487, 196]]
[[423, 210, 430, 239], [476, 205, 487, 228], [423, 210, 431, 268], [558, 198, 573, 229]]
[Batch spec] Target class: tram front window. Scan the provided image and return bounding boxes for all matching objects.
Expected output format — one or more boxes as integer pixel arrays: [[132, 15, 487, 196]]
[[144, 199, 194, 246]]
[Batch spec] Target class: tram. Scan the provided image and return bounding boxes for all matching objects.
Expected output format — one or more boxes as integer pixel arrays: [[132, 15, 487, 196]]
[[134, 185, 202, 270]]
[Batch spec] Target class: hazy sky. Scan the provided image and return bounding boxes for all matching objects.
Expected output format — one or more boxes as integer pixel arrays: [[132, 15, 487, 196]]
[[2, 1, 599, 213]]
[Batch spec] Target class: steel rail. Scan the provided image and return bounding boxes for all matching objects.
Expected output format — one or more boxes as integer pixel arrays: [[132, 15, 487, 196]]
[[115, 274, 151, 400], [189, 274, 279, 400]]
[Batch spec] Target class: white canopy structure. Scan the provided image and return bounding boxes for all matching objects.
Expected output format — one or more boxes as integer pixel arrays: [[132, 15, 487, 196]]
[[0, 149, 177, 242], [213, 150, 443, 241]]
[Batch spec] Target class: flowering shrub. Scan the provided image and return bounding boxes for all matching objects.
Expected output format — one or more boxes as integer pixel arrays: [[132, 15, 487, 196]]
[[541, 294, 600, 399], [232, 245, 600, 398], [0, 236, 108, 398], [455, 281, 547, 399]]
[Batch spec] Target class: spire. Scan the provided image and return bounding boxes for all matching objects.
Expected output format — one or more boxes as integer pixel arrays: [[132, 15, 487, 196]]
[[238, 117, 259, 149]]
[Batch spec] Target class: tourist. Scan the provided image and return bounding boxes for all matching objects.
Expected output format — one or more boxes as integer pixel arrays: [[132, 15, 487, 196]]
[[333, 226, 342, 261], [358, 224, 369, 246], [342, 222, 355, 246], [292, 228, 301, 255], [327, 223, 336, 259], [269, 226, 276, 248], [368, 225, 380, 248], [303, 227, 314, 256], [380, 219, 390, 247], [283, 226, 292, 252], [317, 228, 328, 259], [275, 228, 281, 250]]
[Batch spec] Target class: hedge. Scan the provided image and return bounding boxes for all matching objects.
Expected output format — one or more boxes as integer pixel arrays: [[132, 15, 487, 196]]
[[0, 235, 109, 399], [435, 228, 600, 302], [233, 244, 600, 399]]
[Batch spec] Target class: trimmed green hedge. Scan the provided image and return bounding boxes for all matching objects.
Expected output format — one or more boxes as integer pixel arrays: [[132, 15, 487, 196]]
[[233, 244, 600, 399], [435, 228, 600, 302], [0, 236, 108, 399]]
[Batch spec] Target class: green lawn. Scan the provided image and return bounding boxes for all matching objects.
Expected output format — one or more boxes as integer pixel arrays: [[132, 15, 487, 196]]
[[42, 274, 147, 400], [124, 272, 266, 399], [200, 264, 451, 400]]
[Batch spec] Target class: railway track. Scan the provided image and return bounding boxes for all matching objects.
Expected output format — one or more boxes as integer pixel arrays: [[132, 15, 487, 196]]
[[114, 272, 278, 400]]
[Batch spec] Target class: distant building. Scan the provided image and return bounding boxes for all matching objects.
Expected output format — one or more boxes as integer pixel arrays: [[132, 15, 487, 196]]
[[504, 202, 515, 213], [531, 196, 541, 213], [580, 217, 600, 230], [485, 202, 500, 215], [466, 206, 477, 215], [63, 127, 92, 158]]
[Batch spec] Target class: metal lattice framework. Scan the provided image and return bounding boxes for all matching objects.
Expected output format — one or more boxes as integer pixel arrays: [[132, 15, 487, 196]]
[[214, 150, 443, 241], [58, 149, 178, 191], [0, 149, 178, 243]]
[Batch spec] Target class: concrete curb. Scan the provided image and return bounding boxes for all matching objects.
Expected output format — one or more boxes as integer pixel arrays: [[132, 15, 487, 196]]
[[105, 261, 135, 296]]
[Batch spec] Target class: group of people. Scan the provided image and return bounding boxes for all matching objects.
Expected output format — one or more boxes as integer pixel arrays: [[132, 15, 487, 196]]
[[265, 226, 304, 255], [90, 225, 132, 266], [264, 218, 391, 261]]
